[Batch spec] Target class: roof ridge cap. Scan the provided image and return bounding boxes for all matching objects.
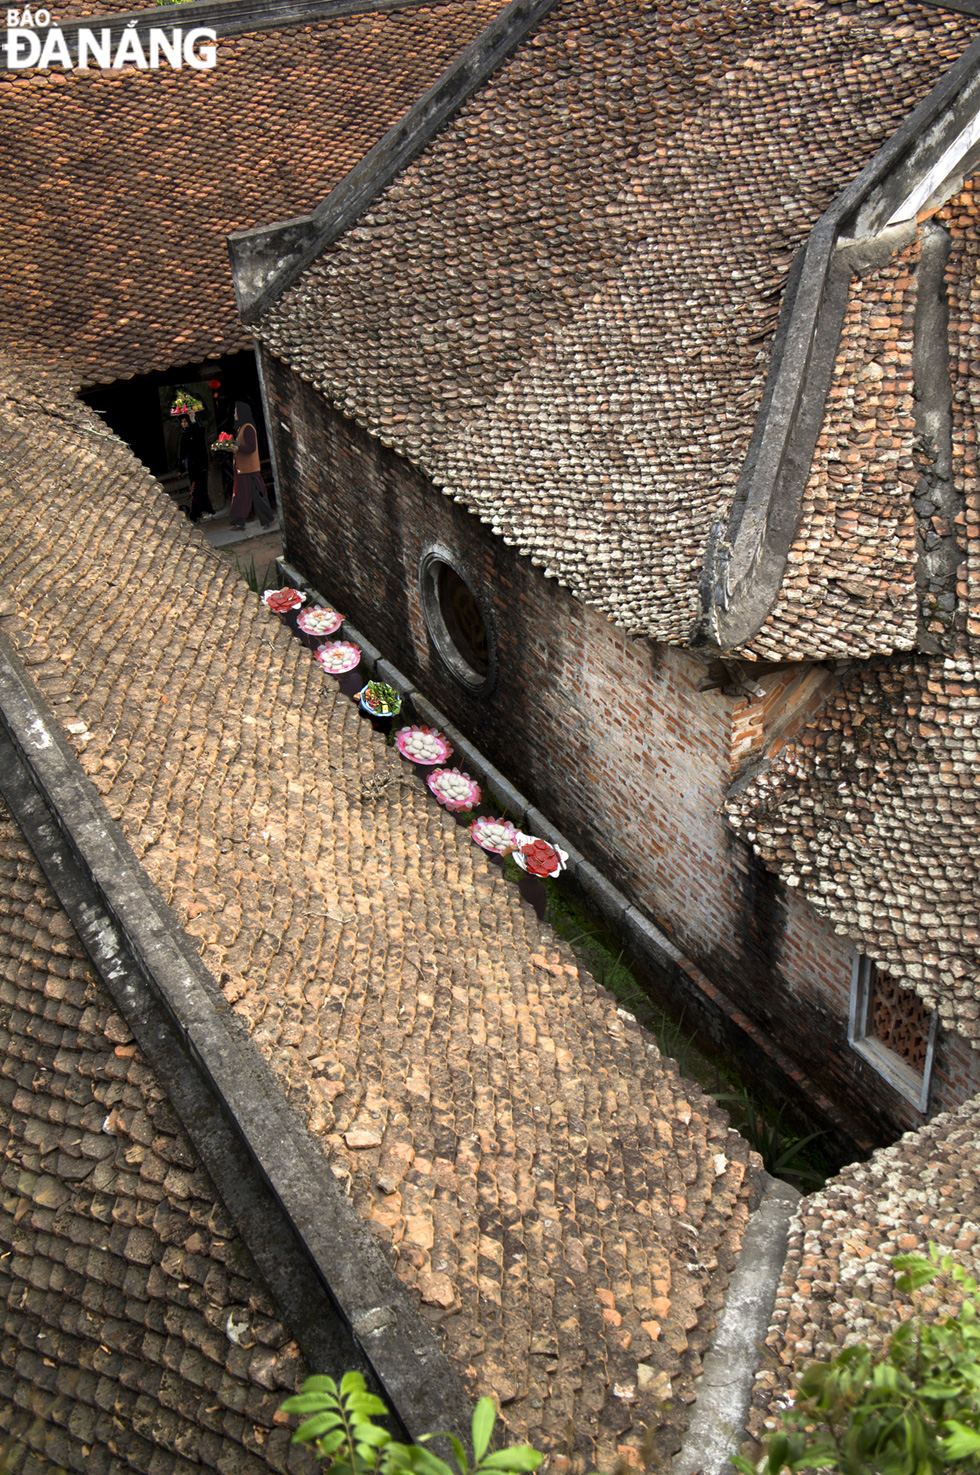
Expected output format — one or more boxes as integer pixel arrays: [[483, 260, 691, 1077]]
[[229, 0, 559, 321]]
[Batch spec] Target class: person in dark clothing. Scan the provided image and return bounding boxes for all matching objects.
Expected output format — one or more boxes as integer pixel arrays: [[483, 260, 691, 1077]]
[[177, 415, 213, 523], [229, 401, 275, 530]]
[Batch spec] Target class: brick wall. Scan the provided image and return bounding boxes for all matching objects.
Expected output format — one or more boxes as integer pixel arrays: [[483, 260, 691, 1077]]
[[264, 353, 979, 1146], [730, 665, 840, 778]]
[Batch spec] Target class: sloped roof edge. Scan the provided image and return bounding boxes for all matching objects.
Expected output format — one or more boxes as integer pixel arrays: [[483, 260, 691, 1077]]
[[696, 33, 980, 656], [0, 623, 475, 1444], [228, 0, 557, 321]]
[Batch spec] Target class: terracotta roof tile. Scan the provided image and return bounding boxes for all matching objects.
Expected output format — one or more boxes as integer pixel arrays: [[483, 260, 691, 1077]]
[[255, 0, 973, 642], [0, 0, 504, 387], [727, 653, 980, 1045], [744, 1094, 980, 1454], [0, 795, 315, 1473], [0, 354, 761, 1468], [944, 178, 980, 644], [748, 242, 921, 660]]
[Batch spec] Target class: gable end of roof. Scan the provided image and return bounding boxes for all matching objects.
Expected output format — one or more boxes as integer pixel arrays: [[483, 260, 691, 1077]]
[[229, 0, 558, 321], [696, 34, 980, 656]]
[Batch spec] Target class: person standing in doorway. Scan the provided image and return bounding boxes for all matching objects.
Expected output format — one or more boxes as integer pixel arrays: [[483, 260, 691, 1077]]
[[229, 401, 276, 530], [178, 413, 214, 523]]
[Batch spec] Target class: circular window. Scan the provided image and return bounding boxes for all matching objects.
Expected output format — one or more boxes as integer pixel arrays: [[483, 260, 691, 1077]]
[[419, 549, 496, 694]]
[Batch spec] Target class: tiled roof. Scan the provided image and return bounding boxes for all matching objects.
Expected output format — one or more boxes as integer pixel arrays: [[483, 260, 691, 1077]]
[[255, 0, 973, 643], [0, 794, 315, 1475], [945, 178, 980, 645], [748, 175, 980, 661], [0, 0, 504, 388], [726, 653, 980, 1045], [744, 1093, 980, 1451], [747, 241, 921, 661], [0, 353, 760, 1468]]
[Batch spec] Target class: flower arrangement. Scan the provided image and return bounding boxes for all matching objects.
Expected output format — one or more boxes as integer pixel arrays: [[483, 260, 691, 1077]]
[[359, 681, 402, 717], [212, 430, 237, 453], [471, 815, 519, 854], [511, 832, 569, 878], [315, 641, 361, 674], [428, 767, 481, 812], [296, 606, 344, 638], [171, 390, 203, 416], [394, 726, 453, 766], [263, 588, 306, 615]]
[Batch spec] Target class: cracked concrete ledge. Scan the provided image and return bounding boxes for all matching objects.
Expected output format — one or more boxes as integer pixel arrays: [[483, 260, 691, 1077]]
[[283, 560, 868, 1161], [673, 1174, 800, 1475], [0, 628, 474, 1444]]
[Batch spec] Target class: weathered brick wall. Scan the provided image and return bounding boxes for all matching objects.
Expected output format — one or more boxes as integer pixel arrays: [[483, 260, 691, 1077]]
[[264, 353, 979, 1144], [730, 665, 840, 779]]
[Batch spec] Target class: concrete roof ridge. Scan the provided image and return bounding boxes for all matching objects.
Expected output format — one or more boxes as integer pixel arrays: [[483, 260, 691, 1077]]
[[672, 1173, 801, 1475], [229, 0, 558, 321], [0, 625, 475, 1443], [697, 31, 980, 654]]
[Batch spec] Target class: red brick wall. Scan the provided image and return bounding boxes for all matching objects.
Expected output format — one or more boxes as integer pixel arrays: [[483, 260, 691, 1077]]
[[730, 665, 840, 778], [265, 354, 979, 1144]]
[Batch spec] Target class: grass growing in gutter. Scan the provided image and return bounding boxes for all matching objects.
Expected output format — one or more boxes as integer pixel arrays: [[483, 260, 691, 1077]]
[[541, 879, 832, 1193]]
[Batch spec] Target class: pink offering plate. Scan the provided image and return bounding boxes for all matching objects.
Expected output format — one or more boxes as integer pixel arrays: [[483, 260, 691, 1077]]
[[394, 726, 454, 766], [315, 641, 361, 675], [470, 816, 519, 854], [296, 606, 343, 637], [427, 767, 482, 813], [263, 588, 306, 615]]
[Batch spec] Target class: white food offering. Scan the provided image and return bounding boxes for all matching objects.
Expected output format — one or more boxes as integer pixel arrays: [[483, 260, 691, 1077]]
[[301, 608, 341, 633], [440, 776, 471, 799], [482, 824, 511, 843]]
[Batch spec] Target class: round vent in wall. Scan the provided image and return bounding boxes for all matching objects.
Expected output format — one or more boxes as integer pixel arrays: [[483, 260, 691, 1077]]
[[419, 548, 496, 696]]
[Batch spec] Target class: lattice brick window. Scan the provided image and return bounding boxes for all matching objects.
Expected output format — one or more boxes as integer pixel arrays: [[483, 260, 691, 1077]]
[[848, 956, 938, 1112]]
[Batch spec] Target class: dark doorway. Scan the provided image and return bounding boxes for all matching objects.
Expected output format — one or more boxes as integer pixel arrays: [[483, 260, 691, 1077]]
[[81, 351, 270, 484]]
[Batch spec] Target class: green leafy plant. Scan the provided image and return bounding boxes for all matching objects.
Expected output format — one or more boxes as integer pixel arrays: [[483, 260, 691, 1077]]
[[235, 556, 277, 595], [737, 1246, 980, 1474], [280, 1372, 544, 1475], [236, 555, 261, 594]]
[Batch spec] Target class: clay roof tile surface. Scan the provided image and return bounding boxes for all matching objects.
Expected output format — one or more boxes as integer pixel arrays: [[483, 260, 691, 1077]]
[[0, 794, 317, 1473], [727, 653, 980, 1045], [0, 0, 505, 387], [745, 1093, 980, 1456], [255, 0, 974, 643], [0, 353, 761, 1469]]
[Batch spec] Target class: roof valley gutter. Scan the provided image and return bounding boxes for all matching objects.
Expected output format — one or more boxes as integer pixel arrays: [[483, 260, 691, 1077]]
[[228, 0, 560, 321], [0, 627, 474, 1443]]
